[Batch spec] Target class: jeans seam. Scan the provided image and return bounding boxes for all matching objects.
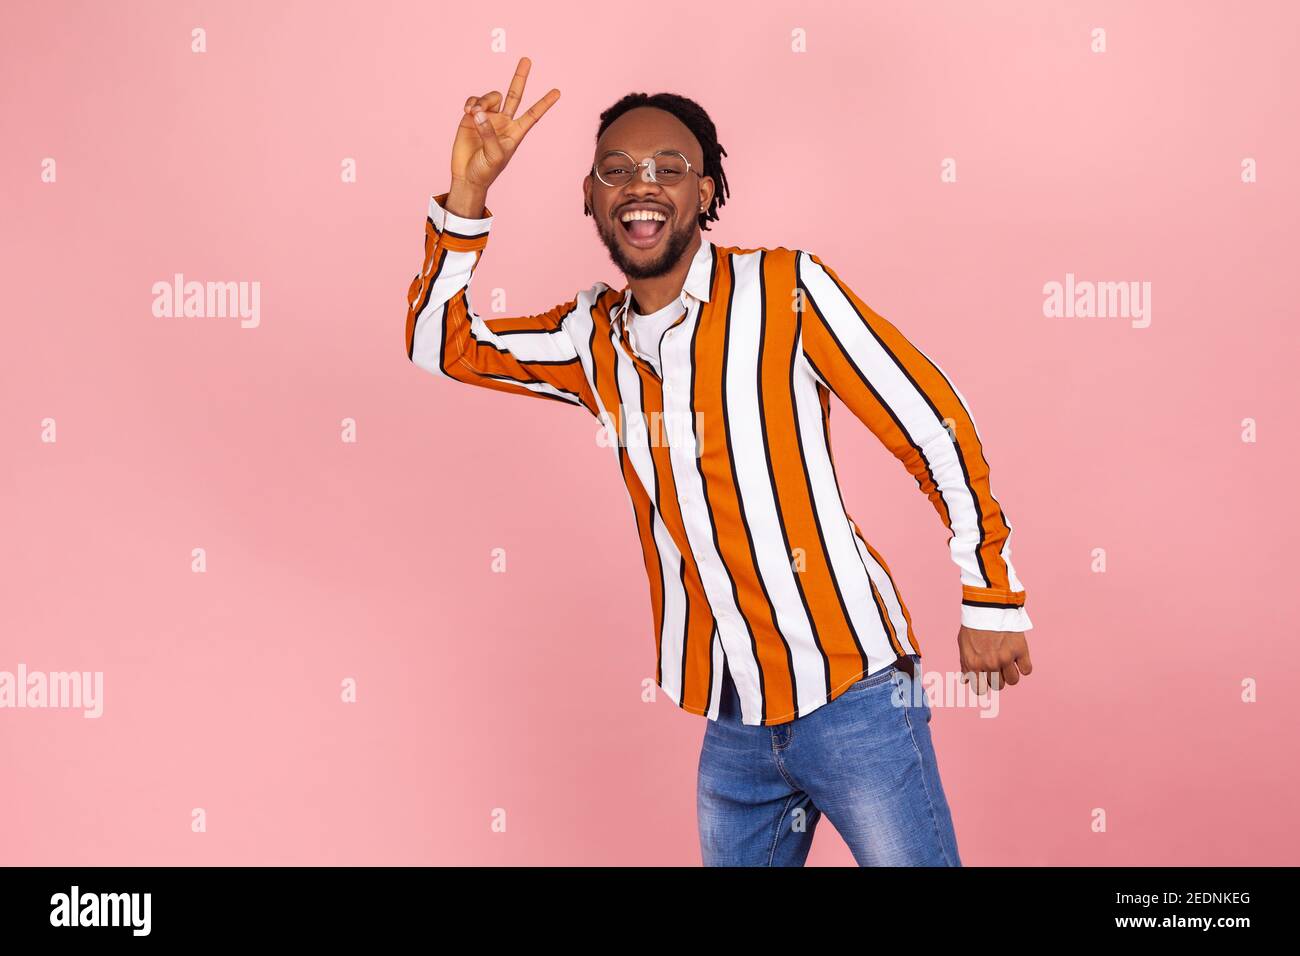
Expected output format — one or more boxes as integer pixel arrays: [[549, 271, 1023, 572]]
[[900, 691, 956, 867], [770, 738, 802, 793], [767, 793, 802, 867]]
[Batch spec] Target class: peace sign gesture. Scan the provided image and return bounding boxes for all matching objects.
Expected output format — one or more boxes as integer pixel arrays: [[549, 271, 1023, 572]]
[[450, 57, 560, 195]]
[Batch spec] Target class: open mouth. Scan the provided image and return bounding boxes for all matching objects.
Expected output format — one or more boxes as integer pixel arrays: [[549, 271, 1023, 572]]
[[618, 208, 670, 249]]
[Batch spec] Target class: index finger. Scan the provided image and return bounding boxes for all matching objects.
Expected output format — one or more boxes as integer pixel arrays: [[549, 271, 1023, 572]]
[[501, 56, 532, 118], [514, 88, 561, 138]]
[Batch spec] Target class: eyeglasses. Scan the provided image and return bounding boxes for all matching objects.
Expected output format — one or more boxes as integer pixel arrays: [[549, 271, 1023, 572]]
[[591, 149, 699, 188]]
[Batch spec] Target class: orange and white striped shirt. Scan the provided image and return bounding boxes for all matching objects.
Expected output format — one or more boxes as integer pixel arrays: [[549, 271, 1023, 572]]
[[406, 192, 1032, 727]]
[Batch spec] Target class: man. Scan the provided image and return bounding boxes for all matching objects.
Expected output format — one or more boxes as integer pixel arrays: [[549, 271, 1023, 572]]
[[405, 57, 1034, 866]]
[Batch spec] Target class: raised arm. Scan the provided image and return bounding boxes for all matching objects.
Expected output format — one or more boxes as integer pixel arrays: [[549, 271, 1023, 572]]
[[403, 57, 597, 413], [405, 192, 597, 413], [794, 250, 1032, 635]]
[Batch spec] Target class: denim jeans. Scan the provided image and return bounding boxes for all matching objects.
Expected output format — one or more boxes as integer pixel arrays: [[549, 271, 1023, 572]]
[[696, 654, 962, 866]]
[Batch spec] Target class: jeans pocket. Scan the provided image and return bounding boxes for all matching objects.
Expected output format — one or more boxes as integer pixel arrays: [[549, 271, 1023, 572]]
[[842, 664, 897, 696], [895, 656, 930, 718]]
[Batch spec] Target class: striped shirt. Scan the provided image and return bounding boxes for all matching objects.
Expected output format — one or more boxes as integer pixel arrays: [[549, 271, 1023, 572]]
[[626, 298, 685, 377], [406, 192, 1032, 727]]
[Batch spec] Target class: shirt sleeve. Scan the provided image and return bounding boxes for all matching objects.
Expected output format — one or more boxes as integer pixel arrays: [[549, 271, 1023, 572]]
[[404, 192, 600, 416], [794, 250, 1032, 633]]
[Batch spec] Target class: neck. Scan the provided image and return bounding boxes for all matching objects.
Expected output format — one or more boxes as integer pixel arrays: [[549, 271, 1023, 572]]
[[627, 233, 701, 314]]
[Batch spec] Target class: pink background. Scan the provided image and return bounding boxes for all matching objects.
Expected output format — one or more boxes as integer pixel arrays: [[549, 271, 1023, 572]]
[[2, 0, 1296, 865]]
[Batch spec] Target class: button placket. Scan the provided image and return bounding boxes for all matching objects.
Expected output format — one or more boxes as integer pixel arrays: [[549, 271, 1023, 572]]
[[659, 296, 696, 448], [659, 319, 673, 441]]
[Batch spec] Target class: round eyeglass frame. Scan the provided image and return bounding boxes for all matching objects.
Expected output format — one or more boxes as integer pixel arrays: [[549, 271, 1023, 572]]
[[590, 149, 700, 188]]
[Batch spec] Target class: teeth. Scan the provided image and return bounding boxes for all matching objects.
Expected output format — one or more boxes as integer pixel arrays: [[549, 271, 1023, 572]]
[[620, 209, 667, 222]]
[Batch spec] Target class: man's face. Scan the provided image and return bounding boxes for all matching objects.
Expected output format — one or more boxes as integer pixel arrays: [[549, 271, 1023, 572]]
[[585, 107, 712, 280]]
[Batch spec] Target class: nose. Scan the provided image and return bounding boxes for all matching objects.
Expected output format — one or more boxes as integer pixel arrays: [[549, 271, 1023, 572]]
[[621, 169, 666, 200]]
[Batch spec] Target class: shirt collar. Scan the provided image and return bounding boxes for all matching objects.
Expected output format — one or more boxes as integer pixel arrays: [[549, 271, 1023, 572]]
[[613, 238, 715, 333]]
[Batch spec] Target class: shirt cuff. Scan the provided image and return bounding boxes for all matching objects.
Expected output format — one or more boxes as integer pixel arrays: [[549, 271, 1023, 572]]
[[960, 584, 1031, 632], [961, 603, 1033, 632], [429, 191, 494, 237]]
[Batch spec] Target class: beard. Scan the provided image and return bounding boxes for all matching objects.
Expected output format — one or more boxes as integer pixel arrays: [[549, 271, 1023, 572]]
[[593, 209, 697, 280]]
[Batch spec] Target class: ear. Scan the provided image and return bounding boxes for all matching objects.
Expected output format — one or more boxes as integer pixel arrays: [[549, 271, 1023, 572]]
[[699, 176, 716, 214]]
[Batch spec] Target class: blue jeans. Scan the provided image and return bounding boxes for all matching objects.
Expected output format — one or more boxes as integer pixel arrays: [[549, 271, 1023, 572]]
[[696, 654, 962, 866]]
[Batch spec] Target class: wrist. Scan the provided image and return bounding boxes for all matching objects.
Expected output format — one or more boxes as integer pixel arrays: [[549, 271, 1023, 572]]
[[445, 180, 488, 219]]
